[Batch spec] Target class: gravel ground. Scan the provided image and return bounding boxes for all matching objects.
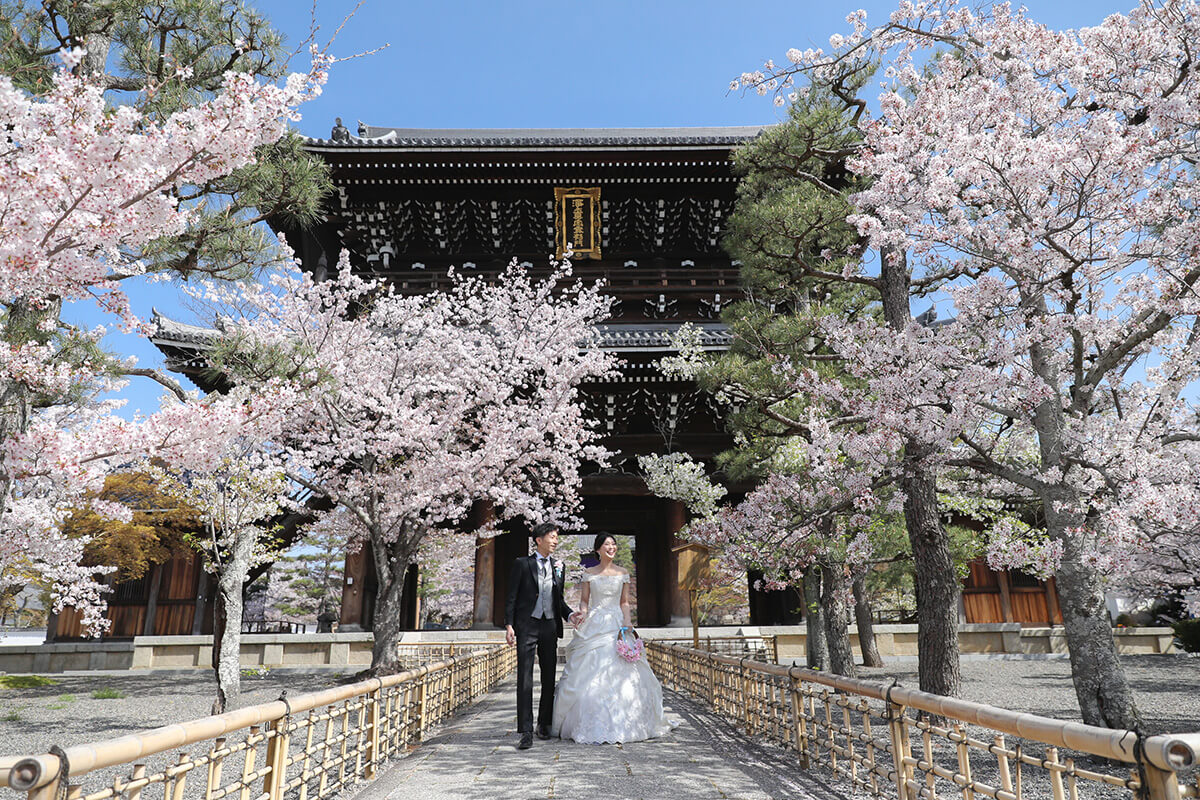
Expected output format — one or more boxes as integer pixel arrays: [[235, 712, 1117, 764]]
[[0, 669, 354, 759], [854, 654, 1200, 735]]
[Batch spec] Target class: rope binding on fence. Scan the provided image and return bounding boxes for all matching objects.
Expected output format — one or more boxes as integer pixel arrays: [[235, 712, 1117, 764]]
[[47, 745, 69, 800]]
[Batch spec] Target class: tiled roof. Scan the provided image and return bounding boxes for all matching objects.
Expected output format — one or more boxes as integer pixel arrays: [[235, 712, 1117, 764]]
[[150, 312, 730, 354], [306, 125, 766, 149], [150, 310, 221, 347], [594, 323, 731, 351]]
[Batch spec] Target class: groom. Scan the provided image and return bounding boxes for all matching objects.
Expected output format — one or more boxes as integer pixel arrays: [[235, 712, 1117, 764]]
[[505, 522, 574, 749]]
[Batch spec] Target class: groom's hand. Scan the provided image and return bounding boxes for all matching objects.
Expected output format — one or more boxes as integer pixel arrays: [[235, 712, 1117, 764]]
[[505, 624, 515, 646], [569, 611, 583, 627]]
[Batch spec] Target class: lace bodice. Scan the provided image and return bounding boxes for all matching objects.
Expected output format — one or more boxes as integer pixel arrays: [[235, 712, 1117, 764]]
[[584, 573, 628, 609]]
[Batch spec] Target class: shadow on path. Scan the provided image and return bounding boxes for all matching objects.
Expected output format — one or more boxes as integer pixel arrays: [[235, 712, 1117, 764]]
[[348, 679, 848, 800]]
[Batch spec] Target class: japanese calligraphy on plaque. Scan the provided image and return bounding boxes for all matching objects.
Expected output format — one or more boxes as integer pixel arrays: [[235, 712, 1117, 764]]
[[554, 187, 602, 259]]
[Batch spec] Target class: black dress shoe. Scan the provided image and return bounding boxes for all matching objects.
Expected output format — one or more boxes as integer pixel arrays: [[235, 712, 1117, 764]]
[[518, 732, 533, 750], [535, 725, 551, 740]]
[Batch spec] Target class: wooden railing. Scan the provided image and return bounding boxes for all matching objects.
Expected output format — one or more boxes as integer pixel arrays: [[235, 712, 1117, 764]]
[[650, 635, 777, 663], [648, 641, 1200, 800], [0, 644, 516, 800]]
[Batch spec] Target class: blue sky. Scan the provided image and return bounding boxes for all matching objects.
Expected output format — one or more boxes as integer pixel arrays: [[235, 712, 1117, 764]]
[[67, 0, 1138, 418]]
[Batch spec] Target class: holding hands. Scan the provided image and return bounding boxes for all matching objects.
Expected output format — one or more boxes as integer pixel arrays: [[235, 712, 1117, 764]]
[[569, 610, 585, 627]]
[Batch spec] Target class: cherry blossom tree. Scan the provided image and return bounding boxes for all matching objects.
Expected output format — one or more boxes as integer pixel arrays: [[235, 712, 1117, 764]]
[[150, 434, 291, 713], [684, 81, 964, 694], [204, 255, 615, 671], [735, 0, 1200, 728], [0, 39, 328, 633]]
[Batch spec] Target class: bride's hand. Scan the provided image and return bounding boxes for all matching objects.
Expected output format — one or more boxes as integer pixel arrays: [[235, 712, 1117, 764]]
[[569, 611, 584, 627]]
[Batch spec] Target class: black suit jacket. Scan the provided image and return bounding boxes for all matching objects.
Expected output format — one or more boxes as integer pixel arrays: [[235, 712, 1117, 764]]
[[504, 554, 573, 638]]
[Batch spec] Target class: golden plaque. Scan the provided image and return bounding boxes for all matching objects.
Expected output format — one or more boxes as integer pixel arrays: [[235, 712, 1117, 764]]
[[554, 187, 602, 260]]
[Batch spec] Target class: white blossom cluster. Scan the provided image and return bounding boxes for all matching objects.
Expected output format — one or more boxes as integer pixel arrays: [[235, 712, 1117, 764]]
[[638, 453, 726, 519]]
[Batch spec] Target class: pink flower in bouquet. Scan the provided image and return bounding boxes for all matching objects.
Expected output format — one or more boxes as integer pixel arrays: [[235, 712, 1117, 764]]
[[616, 629, 644, 662]]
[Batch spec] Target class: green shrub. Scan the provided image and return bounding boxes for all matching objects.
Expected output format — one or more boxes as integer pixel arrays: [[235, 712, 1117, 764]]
[[48, 693, 75, 709], [1171, 619, 1200, 653], [91, 688, 125, 700], [0, 675, 57, 689], [2, 711, 20, 722]]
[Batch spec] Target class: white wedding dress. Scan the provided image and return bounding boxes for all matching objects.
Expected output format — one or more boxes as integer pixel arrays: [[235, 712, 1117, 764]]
[[551, 573, 679, 744]]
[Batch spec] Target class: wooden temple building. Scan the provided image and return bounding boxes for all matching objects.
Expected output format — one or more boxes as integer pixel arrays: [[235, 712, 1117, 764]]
[[279, 124, 763, 630], [83, 124, 1065, 640]]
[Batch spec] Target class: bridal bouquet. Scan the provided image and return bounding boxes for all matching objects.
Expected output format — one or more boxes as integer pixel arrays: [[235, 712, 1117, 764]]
[[616, 626, 644, 662]]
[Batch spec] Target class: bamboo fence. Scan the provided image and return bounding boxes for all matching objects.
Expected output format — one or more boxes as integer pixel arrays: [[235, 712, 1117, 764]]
[[647, 641, 1200, 800], [0, 644, 516, 800]]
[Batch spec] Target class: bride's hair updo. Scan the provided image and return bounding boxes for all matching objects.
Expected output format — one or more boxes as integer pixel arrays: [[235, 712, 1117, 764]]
[[581, 531, 617, 567]]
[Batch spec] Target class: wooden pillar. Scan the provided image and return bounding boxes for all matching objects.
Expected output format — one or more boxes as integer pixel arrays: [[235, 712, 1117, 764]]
[[340, 548, 369, 628], [400, 563, 419, 630], [142, 562, 165, 636], [664, 499, 691, 626], [190, 555, 209, 635], [996, 569, 1015, 624], [1045, 576, 1063, 625], [470, 501, 497, 629]]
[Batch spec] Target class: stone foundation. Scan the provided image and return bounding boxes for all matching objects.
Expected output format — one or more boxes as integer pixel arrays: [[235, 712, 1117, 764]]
[[0, 625, 1176, 673]]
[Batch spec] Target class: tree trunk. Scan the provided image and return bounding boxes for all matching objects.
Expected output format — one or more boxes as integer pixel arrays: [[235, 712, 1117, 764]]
[[369, 534, 415, 673], [0, 300, 55, 532], [879, 248, 960, 698], [803, 564, 829, 670], [902, 449, 961, 697], [821, 561, 856, 678], [1025, 296, 1139, 730], [1036, 485, 1139, 726], [212, 575, 243, 715], [852, 571, 884, 667]]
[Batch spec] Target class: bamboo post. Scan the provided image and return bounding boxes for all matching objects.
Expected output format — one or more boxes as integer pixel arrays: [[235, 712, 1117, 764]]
[[128, 765, 147, 800], [1140, 760, 1183, 800], [297, 721, 314, 800], [1064, 758, 1078, 800], [791, 679, 810, 768], [352, 698, 366, 779], [239, 729, 258, 800], [953, 724, 973, 800], [204, 739, 226, 800], [338, 702, 350, 787], [887, 704, 912, 800], [843, 699, 858, 786], [862, 699, 879, 796], [921, 724, 937, 800], [316, 713, 335, 798], [416, 676, 428, 743], [1046, 747, 1066, 800], [168, 752, 190, 800], [994, 735, 1013, 799], [263, 717, 290, 800], [824, 690, 838, 778], [742, 667, 753, 735]]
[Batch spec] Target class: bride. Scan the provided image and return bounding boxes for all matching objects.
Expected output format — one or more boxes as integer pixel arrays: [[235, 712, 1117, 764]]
[[551, 532, 679, 744]]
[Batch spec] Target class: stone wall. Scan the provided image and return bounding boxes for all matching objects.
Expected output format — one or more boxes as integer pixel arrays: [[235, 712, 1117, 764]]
[[0, 633, 376, 673], [0, 625, 1177, 673], [756, 623, 1178, 662]]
